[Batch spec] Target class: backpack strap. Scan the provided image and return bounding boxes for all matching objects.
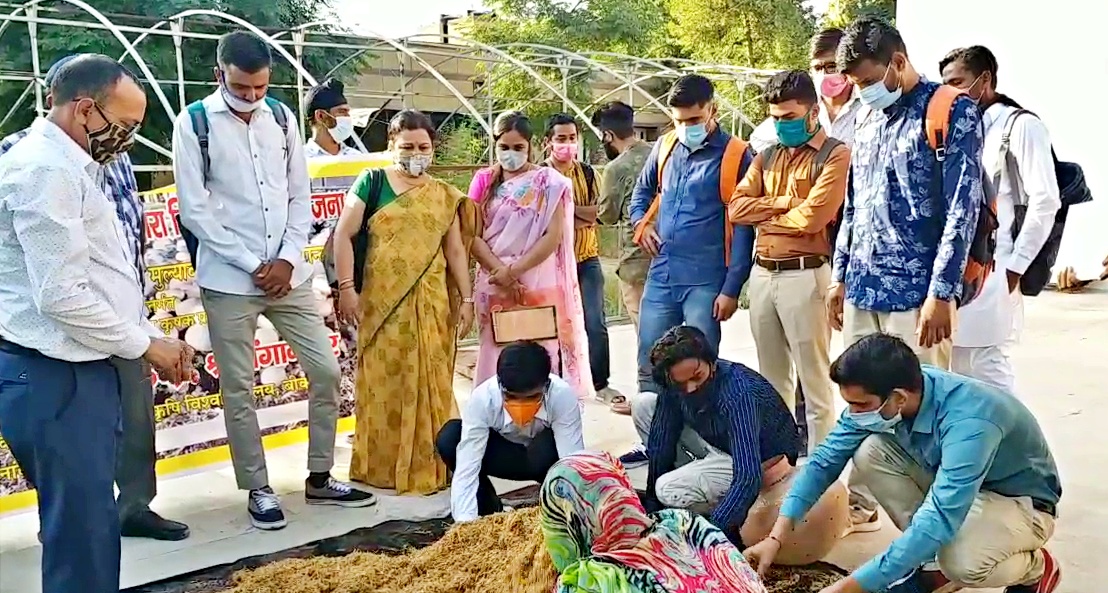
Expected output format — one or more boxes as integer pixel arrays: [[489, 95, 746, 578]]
[[186, 101, 211, 183], [718, 136, 748, 267], [633, 131, 680, 245], [998, 109, 1033, 208], [924, 85, 966, 160], [809, 137, 844, 186], [581, 162, 597, 203], [264, 97, 291, 160], [760, 144, 780, 176]]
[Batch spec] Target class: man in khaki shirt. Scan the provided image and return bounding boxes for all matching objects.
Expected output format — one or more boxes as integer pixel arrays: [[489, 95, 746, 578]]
[[729, 70, 850, 454], [593, 102, 653, 330]]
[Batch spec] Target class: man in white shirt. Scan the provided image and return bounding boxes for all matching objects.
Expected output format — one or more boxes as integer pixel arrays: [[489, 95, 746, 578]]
[[172, 30, 374, 531], [0, 54, 191, 593], [303, 77, 362, 158], [940, 46, 1062, 395], [436, 341, 586, 522]]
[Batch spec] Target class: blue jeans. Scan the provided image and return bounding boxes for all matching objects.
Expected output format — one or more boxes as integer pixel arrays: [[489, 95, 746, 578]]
[[577, 257, 610, 390], [637, 279, 721, 392], [0, 344, 122, 593]]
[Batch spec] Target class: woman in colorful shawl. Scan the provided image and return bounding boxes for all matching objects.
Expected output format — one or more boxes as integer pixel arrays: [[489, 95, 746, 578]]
[[468, 111, 593, 399], [541, 450, 768, 593], [332, 110, 479, 494]]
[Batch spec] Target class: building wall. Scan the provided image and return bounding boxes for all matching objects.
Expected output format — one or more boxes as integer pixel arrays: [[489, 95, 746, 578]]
[[898, 1, 1107, 275]]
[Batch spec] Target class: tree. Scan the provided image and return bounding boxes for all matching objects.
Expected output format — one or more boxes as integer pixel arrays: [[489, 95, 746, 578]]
[[461, 0, 670, 156], [0, 0, 367, 173], [821, 0, 897, 28], [665, 0, 816, 70]]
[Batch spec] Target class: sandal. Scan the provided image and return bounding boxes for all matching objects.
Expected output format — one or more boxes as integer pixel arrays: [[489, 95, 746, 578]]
[[610, 394, 632, 416]]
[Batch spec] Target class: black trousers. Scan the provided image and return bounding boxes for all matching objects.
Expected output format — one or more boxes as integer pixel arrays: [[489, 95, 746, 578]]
[[435, 419, 559, 517]]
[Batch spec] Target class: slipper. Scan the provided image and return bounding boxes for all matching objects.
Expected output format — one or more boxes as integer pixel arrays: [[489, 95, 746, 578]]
[[610, 394, 632, 416]]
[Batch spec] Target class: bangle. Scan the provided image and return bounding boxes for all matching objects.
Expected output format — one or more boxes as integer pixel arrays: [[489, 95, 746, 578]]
[[767, 534, 783, 547], [338, 279, 355, 289], [462, 297, 474, 304]]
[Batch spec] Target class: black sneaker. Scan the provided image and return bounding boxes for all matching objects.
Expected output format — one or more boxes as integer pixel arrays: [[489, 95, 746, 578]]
[[618, 445, 648, 468], [248, 487, 287, 530], [305, 476, 377, 508]]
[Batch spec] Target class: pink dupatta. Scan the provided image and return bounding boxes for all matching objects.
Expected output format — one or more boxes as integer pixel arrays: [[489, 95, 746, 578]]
[[469, 166, 594, 400]]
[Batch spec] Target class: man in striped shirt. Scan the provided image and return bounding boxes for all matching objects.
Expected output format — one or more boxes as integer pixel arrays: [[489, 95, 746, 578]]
[[638, 326, 846, 556], [543, 114, 622, 403], [0, 54, 188, 542]]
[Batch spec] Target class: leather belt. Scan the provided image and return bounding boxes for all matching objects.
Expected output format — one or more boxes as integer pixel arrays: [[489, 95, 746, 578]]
[[755, 255, 828, 272]]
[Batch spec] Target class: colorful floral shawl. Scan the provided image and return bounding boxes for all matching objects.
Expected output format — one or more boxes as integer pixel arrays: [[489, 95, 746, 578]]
[[540, 451, 768, 593]]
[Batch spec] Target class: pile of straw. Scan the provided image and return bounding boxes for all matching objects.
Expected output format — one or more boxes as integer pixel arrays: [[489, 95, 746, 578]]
[[223, 507, 841, 593]]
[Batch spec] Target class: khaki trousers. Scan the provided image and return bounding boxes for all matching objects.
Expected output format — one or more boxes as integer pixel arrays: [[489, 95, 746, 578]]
[[747, 264, 837, 452], [202, 283, 342, 491], [853, 434, 1054, 588], [843, 303, 952, 368], [619, 278, 644, 331]]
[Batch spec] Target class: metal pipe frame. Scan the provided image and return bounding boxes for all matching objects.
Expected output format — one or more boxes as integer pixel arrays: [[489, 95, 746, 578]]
[[1, 5, 773, 162]]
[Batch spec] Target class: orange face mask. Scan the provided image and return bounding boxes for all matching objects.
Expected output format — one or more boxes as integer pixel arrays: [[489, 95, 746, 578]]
[[504, 399, 542, 427]]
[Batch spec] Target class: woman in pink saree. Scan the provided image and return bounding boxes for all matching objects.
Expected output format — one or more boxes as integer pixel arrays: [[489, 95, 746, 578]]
[[468, 111, 593, 399]]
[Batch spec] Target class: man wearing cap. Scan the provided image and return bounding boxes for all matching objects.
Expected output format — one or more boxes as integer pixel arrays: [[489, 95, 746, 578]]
[[304, 77, 362, 157], [0, 54, 189, 542]]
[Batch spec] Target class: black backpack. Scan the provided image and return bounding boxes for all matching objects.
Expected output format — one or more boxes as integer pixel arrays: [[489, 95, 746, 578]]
[[757, 137, 845, 246], [996, 109, 1093, 296], [322, 169, 384, 292]]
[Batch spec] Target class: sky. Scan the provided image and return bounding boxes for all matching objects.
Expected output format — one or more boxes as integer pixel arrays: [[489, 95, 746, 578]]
[[334, 0, 832, 39]]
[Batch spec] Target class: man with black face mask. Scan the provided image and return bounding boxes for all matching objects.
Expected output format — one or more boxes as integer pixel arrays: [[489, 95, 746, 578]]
[[591, 102, 652, 332], [0, 54, 193, 593], [0, 56, 192, 544], [638, 326, 847, 556]]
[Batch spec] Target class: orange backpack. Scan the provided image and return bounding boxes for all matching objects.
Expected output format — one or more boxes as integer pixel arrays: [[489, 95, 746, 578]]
[[925, 86, 998, 307], [632, 131, 747, 265]]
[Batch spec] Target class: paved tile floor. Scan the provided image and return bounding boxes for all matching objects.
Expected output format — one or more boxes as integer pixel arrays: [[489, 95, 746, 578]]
[[0, 287, 1105, 591]]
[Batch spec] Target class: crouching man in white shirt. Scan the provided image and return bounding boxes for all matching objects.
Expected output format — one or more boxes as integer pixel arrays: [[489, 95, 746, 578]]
[[437, 340, 585, 522]]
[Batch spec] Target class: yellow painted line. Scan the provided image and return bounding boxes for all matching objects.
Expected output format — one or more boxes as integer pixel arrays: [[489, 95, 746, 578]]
[[0, 416, 357, 515]]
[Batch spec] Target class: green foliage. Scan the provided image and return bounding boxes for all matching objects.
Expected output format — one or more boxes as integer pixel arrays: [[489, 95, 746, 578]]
[[0, 0, 368, 170], [821, 0, 897, 28], [665, 0, 816, 70]]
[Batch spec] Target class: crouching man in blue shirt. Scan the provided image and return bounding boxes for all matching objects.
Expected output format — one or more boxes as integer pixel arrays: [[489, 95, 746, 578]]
[[744, 333, 1062, 593], [640, 326, 849, 564]]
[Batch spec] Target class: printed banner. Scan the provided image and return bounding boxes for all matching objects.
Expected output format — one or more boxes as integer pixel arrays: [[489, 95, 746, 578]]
[[0, 154, 391, 512]]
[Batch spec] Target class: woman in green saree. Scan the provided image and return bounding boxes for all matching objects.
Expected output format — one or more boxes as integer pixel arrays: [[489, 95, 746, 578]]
[[331, 110, 478, 494]]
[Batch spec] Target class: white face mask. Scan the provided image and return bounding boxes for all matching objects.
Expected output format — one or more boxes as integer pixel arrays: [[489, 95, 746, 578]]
[[395, 153, 432, 177], [497, 148, 528, 172], [220, 81, 264, 113], [327, 116, 354, 142]]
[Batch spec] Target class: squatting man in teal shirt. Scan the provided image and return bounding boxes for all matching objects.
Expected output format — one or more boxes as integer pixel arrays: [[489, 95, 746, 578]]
[[744, 333, 1062, 593]]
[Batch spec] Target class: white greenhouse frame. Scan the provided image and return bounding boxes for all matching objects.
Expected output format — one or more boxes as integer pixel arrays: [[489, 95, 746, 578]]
[[0, 1, 778, 172]]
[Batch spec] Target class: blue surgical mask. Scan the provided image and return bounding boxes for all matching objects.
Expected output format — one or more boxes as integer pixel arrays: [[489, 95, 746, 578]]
[[774, 111, 817, 148], [856, 64, 903, 111], [677, 122, 708, 149], [849, 399, 903, 433]]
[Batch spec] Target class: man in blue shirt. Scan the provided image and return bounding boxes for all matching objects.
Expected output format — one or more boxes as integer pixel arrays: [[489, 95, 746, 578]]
[[629, 74, 755, 396], [637, 326, 847, 561], [825, 17, 985, 536], [744, 333, 1062, 593], [0, 55, 189, 543]]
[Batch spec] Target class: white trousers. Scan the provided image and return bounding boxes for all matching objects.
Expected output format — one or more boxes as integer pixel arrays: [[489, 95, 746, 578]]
[[951, 342, 1017, 395], [853, 434, 1054, 588]]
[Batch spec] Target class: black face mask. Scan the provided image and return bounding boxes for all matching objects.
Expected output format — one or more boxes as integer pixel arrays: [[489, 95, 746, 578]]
[[603, 140, 619, 161]]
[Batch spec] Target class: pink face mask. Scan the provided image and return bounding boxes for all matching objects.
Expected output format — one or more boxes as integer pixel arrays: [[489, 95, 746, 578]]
[[819, 73, 851, 99], [551, 142, 579, 162]]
